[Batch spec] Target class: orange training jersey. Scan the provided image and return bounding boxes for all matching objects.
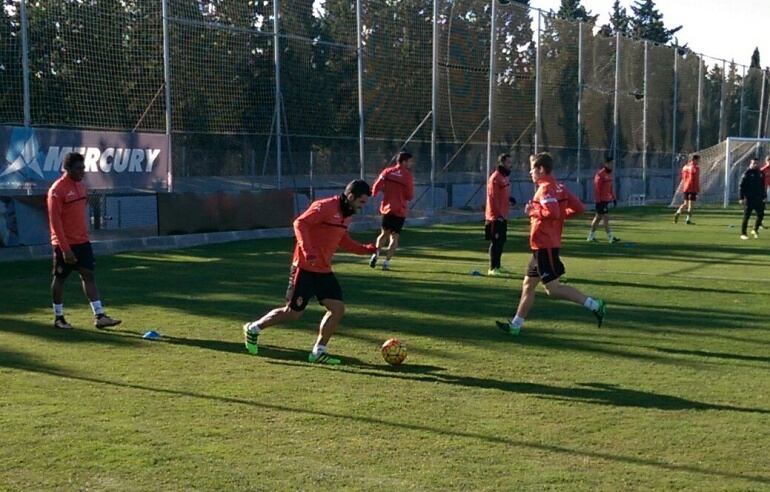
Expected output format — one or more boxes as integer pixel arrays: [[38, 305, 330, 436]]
[[681, 161, 700, 193], [761, 163, 770, 188], [47, 174, 89, 251], [485, 168, 510, 221], [593, 166, 615, 202], [292, 195, 375, 273], [371, 163, 414, 218], [528, 174, 585, 250]]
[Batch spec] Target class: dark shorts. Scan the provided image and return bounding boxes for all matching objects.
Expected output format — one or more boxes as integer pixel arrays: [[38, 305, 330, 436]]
[[52, 242, 95, 278], [684, 192, 698, 201], [484, 219, 508, 241], [595, 201, 610, 215], [526, 248, 565, 284], [285, 266, 343, 312], [381, 213, 406, 234]]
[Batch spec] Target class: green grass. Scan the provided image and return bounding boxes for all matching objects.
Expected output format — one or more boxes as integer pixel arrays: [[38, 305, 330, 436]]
[[1, 206, 769, 490]]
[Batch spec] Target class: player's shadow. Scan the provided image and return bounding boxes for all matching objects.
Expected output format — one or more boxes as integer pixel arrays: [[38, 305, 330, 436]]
[[0, 316, 140, 347], [654, 347, 770, 364]]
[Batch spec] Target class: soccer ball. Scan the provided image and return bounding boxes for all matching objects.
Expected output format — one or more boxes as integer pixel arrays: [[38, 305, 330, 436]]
[[381, 338, 407, 365]]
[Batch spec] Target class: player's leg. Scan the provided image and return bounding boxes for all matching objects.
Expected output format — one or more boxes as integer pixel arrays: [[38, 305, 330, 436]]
[[754, 202, 765, 236], [603, 213, 620, 243], [587, 212, 601, 241], [370, 226, 389, 268], [538, 249, 606, 327], [71, 243, 120, 329], [496, 254, 540, 335], [685, 198, 695, 224], [51, 248, 73, 329], [740, 203, 751, 239], [382, 231, 399, 270], [309, 273, 345, 364]]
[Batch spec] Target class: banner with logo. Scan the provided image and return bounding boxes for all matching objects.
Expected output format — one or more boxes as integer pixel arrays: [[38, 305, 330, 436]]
[[0, 126, 169, 192]]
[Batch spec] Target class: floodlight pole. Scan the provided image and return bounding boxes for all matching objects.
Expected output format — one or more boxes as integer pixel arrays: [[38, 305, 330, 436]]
[[161, 0, 174, 191], [20, 0, 30, 126], [758, 69, 766, 139], [642, 40, 648, 196], [485, 0, 497, 179], [430, 0, 438, 211], [356, 0, 365, 180], [696, 54, 703, 149], [576, 22, 583, 191], [613, 32, 620, 191], [671, 49, 679, 190], [718, 60, 726, 142], [273, 0, 282, 189], [534, 10, 542, 153], [738, 65, 745, 137]]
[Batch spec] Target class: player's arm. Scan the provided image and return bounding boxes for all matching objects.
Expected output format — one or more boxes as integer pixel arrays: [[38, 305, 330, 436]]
[[293, 203, 325, 262], [530, 187, 561, 220], [46, 188, 70, 253], [339, 233, 376, 255], [371, 170, 386, 196], [405, 172, 414, 201], [593, 173, 601, 201], [564, 189, 586, 218]]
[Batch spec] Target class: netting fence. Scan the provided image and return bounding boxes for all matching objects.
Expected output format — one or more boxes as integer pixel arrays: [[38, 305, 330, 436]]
[[2, 0, 770, 213]]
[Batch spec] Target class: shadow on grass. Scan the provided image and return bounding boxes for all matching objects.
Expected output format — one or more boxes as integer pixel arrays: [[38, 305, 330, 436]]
[[8, 364, 770, 485], [0, 317, 141, 347]]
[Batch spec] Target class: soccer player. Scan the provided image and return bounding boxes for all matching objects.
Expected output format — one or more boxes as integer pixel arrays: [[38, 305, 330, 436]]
[[369, 151, 415, 271], [738, 157, 766, 240], [243, 180, 377, 365], [673, 154, 701, 225], [760, 156, 770, 229], [496, 152, 606, 335], [587, 156, 620, 243], [47, 152, 121, 330], [485, 153, 517, 276]]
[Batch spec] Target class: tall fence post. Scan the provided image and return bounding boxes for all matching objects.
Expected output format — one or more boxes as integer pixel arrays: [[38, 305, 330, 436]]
[[161, 0, 174, 191], [356, 0, 365, 180], [718, 59, 726, 142], [533, 10, 541, 153], [758, 69, 766, 139], [430, 0, 438, 211], [642, 40, 648, 197], [485, 0, 497, 179], [612, 32, 620, 190], [671, 49, 679, 194], [273, 0, 282, 189], [576, 21, 583, 191], [20, 0, 31, 126], [738, 65, 745, 137], [696, 54, 703, 149]]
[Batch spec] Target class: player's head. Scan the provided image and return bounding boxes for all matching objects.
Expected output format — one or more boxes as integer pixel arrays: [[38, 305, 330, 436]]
[[63, 152, 86, 182], [765, 155, 770, 164], [343, 179, 372, 212], [690, 153, 700, 163], [749, 157, 759, 169], [604, 155, 614, 171], [529, 152, 553, 182], [498, 153, 512, 171], [396, 151, 414, 168]]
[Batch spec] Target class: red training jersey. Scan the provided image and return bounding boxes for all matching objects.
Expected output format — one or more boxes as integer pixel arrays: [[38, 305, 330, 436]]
[[47, 174, 89, 252], [485, 168, 511, 221], [680, 161, 700, 193], [593, 166, 615, 202], [292, 195, 375, 273], [528, 174, 585, 250], [760, 163, 770, 188], [372, 164, 414, 218]]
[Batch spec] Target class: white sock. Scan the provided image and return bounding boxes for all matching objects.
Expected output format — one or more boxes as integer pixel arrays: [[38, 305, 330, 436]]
[[312, 344, 326, 356], [90, 300, 104, 315], [587, 231, 595, 240], [246, 322, 261, 334], [511, 315, 525, 328], [53, 304, 64, 317], [607, 231, 615, 240], [383, 259, 390, 266], [584, 297, 599, 311]]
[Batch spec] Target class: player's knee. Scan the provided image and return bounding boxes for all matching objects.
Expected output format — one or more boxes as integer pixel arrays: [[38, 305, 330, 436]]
[[327, 302, 345, 317], [78, 270, 95, 282]]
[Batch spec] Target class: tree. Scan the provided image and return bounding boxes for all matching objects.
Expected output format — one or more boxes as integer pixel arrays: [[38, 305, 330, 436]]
[[629, 0, 681, 44], [750, 48, 760, 69], [599, 0, 630, 36], [556, 0, 598, 24], [0, 0, 23, 124]]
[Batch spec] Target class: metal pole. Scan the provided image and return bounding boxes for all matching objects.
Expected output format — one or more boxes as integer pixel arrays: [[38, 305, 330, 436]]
[[533, 10, 541, 153], [161, 0, 174, 191], [273, 0, 282, 189], [696, 55, 703, 149], [613, 32, 620, 189], [642, 40, 648, 197], [20, 0, 31, 126], [672, 50, 678, 175], [576, 22, 583, 190], [356, 0, 365, 180], [485, 0, 497, 179], [723, 137, 731, 208], [738, 65, 745, 137], [758, 69, 766, 139], [430, 0, 438, 211], [718, 60, 726, 141], [765, 70, 770, 138]]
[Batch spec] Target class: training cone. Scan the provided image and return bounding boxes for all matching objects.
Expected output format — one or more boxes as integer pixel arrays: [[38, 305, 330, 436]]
[[142, 330, 161, 340]]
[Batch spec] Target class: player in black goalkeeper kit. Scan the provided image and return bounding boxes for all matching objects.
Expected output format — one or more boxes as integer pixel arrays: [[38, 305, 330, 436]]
[[738, 158, 766, 240]]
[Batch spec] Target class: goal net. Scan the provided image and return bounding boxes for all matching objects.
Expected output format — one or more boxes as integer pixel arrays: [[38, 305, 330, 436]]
[[670, 137, 770, 207]]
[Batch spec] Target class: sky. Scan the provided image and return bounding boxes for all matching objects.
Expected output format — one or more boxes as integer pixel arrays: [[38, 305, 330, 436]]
[[528, 0, 770, 66]]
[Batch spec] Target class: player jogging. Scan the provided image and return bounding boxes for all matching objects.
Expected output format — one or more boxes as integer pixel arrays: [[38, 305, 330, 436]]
[[496, 152, 606, 335], [673, 154, 701, 225], [243, 180, 377, 365], [587, 156, 621, 243], [369, 151, 414, 271]]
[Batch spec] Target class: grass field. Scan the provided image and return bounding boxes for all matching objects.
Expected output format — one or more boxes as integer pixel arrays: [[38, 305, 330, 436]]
[[1, 206, 769, 490]]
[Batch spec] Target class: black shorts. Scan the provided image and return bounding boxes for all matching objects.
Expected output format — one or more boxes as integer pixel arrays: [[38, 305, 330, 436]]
[[53, 242, 95, 278], [285, 266, 343, 312], [684, 192, 698, 201], [526, 248, 565, 284], [381, 213, 406, 234], [595, 201, 610, 214], [484, 219, 507, 241]]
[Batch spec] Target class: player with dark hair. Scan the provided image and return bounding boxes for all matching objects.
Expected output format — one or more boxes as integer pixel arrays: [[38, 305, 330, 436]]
[[496, 152, 606, 335], [738, 157, 766, 240], [673, 154, 701, 225], [369, 151, 415, 271], [587, 156, 620, 243], [485, 153, 516, 276], [47, 152, 121, 330], [243, 180, 377, 365]]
